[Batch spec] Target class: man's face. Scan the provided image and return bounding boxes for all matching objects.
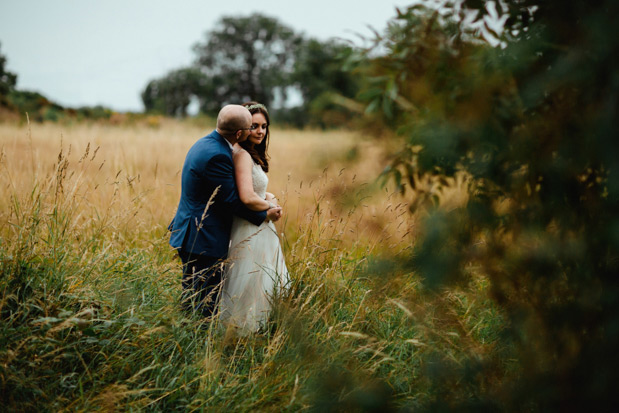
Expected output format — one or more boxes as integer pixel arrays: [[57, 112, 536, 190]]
[[238, 127, 251, 142], [236, 114, 252, 143]]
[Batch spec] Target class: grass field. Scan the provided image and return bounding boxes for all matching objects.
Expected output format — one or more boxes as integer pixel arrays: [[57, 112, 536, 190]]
[[0, 119, 503, 411]]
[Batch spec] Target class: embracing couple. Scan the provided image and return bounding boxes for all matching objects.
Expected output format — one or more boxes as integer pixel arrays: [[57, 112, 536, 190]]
[[168, 103, 289, 335]]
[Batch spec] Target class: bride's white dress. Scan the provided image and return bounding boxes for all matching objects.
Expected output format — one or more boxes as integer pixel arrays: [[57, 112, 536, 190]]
[[220, 162, 289, 334]]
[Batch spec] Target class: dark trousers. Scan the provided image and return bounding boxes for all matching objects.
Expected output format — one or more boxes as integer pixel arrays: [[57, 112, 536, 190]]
[[178, 250, 225, 319]]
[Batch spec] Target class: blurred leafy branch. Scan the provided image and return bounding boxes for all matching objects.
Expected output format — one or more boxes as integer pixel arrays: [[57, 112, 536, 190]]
[[353, 0, 619, 410]]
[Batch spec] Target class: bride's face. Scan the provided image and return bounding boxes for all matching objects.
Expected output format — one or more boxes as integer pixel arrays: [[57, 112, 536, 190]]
[[248, 112, 268, 146]]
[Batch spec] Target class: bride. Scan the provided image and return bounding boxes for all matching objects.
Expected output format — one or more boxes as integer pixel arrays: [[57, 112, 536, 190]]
[[219, 102, 290, 334]]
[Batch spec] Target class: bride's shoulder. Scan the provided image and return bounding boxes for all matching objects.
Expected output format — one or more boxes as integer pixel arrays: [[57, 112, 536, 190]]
[[232, 147, 252, 164], [232, 145, 247, 157]]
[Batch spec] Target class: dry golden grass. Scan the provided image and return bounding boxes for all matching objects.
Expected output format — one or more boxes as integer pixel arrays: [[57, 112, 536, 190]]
[[0, 119, 502, 412], [0, 119, 421, 254]]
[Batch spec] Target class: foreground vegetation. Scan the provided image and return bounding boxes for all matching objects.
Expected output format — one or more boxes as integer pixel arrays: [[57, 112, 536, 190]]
[[3, 0, 618, 409], [354, 2, 619, 410], [0, 121, 503, 410]]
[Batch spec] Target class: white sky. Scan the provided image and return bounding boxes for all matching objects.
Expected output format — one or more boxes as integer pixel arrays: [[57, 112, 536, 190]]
[[0, 0, 411, 112]]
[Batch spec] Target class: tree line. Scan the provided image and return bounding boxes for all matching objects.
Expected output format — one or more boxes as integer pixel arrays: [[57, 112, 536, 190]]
[[0, 42, 116, 123], [140, 13, 361, 128], [2, 13, 362, 128]]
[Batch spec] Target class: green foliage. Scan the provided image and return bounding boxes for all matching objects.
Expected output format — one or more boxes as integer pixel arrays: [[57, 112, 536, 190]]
[[357, 0, 619, 409], [0, 43, 118, 123], [6, 89, 115, 123], [140, 14, 362, 127], [192, 13, 302, 114], [0, 42, 17, 106], [291, 38, 361, 128], [8, 90, 66, 122], [142, 67, 206, 117], [71, 105, 114, 121]]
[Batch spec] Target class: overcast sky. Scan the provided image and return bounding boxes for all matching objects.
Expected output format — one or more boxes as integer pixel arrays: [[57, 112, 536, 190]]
[[0, 0, 411, 112]]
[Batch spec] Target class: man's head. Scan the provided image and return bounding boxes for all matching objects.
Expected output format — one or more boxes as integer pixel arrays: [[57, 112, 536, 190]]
[[216, 105, 252, 144]]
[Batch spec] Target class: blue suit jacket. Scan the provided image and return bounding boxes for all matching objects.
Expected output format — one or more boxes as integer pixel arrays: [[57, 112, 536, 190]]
[[169, 130, 267, 257]]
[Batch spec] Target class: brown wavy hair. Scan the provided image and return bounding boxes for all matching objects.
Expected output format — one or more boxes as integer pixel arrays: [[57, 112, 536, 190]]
[[240, 101, 270, 172]]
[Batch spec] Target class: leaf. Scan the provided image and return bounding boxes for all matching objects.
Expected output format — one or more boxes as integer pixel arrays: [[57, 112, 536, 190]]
[[382, 97, 394, 118], [31, 317, 62, 325], [82, 327, 97, 337], [357, 88, 384, 101], [365, 99, 381, 114], [386, 78, 399, 100]]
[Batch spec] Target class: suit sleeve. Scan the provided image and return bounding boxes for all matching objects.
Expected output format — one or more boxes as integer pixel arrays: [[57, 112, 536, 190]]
[[206, 153, 267, 226]]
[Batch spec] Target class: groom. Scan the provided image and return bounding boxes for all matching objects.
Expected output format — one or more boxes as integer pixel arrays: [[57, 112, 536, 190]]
[[169, 104, 282, 318]]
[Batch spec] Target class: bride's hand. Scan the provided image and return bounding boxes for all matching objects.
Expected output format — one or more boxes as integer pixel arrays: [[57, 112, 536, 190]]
[[266, 206, 282, 223]]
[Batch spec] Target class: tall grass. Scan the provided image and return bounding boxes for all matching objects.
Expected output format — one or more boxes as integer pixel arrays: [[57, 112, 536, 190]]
[[0, 120, 505, 410]]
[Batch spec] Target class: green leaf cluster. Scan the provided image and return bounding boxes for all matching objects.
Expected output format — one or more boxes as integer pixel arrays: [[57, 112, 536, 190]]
[[356, 0, 619, 409]]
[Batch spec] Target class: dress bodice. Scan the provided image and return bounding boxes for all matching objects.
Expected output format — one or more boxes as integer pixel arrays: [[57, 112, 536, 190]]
[[251, 162, 268, 199]]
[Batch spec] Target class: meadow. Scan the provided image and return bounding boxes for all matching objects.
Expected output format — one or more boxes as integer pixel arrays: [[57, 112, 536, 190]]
[[0, 119, 503, 411]]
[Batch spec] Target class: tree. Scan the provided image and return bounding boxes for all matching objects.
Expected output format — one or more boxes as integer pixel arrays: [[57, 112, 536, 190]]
[[292, 38, 361, 128], [355, 0, 619, 410], [140, 13, 364, 127], [0, 42, 18, 106], [141, 67, 206, 117], [192, 13, 302, 113], [293, 38, 358, 106]]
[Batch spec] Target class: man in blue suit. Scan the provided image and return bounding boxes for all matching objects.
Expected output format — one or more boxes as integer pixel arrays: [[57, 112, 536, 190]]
[[169, 104, 282, 318]]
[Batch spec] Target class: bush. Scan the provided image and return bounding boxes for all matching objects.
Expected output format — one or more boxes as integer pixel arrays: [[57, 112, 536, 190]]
[[354, 0, 619, 410]]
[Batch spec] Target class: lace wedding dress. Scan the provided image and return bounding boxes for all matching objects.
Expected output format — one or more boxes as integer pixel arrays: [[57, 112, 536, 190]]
[[219, 162, 289, 334]]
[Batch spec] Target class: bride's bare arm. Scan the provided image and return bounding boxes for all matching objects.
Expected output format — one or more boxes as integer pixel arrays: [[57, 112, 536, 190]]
[[265, 192, 279, 205], [233, 149, 272, 211]]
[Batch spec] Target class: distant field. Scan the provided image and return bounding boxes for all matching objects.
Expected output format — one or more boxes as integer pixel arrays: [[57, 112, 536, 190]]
[[0, 119, 415, 251]]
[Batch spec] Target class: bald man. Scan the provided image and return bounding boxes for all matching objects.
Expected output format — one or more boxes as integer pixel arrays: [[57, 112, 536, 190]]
[[169, 105, 282, 319]]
